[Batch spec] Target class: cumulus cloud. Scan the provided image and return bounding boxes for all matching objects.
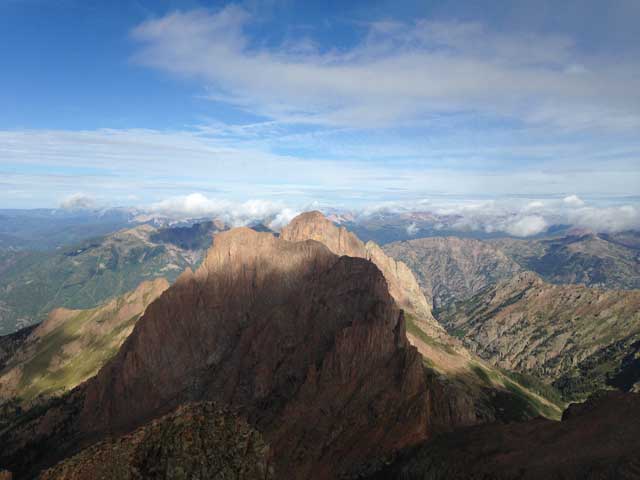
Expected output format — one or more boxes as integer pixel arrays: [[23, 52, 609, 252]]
[[131, 6, 640, 131], [567, 205, 640, 233], [563, 194, 585, 207], [503, 215, 548, 237], [149, 193, 300, 230], [59, 193, 96, 210], [353, 196, 640, 236], [406, 222, 419, 236]]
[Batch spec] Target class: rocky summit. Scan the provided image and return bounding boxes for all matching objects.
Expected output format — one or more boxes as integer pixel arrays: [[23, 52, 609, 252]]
[[1, 225, 429, 479], [281, 211, 441, 336]]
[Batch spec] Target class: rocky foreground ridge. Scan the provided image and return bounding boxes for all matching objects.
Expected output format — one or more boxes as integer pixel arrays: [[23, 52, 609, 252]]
[[38, 402, 273, 480], [370, 390, 640, 480]]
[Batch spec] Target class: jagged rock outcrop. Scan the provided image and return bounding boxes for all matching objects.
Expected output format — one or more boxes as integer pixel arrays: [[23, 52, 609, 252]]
[[39, 402, 273, 480], [280, 212, 562, 422], [383, 236, 522, 309], [281, 211, 441, 336], [1, 227, 429, 479], [370, 391, 640, 480], [439, 271, 640, 398], [0, 278, 169, 405]]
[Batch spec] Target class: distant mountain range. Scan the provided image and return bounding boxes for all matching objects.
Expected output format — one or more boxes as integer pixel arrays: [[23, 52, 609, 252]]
[[0, 222, 221, 335], [384, 236, 522, 309], [490, 231, 640, 290], [439, 271, 640, 400], [384, 233, 640, 401], [0, 210, 638, 478]]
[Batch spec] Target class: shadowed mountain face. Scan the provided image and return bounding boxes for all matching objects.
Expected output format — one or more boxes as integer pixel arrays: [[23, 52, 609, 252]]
[[0, 227, 429, 479], [0, 214, 567, 479], [439, 271, 640, 399], [370, 391, 640, 480], [0, 278, 169, 406], [383, 236, 522, 310]]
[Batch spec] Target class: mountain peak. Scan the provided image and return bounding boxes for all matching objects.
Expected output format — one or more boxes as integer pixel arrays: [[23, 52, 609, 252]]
[[282, 211, 441, 336], [1, 224, 429, 479]]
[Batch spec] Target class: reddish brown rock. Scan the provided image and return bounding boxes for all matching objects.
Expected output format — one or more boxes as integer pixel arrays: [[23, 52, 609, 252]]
[[2, 227, 429, 479], [281, 211, 443, 337]]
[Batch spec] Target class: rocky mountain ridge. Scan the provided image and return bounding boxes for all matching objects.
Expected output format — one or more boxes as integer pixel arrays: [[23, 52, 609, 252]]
[[439, 270, 640, 399], [490, 231, 640, 290], [384, 236, 522, 309], [0, 226, 429, 479]]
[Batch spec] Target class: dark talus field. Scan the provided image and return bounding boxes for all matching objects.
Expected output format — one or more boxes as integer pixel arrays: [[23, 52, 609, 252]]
[[0, 212, 638, 479]]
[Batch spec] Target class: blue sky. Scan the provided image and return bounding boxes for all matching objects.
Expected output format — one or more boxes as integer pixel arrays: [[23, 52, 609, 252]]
[[1, 0, 639, 232]]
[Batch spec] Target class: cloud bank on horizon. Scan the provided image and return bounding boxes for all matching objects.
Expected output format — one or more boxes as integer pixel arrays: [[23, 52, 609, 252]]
[[1, 0, 638, 233], [58, 191, 640, 237]]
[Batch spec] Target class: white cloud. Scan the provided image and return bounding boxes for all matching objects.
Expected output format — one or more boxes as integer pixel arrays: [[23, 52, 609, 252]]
[[567, 205, 640, 233], [149, 193, 301, 230], [60, 193, 96, 210], [131, 6, 640, 130], [1, 128, 638, 212], [406, 222, 419, 236], [563, 194, 585, 207], [353, 196, 640, 236], [504, 215, 548, 237]]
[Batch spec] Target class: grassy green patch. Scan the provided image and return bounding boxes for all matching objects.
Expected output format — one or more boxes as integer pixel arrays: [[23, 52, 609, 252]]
[[405, 313, 457, 355], [500, 369, 565, 408]]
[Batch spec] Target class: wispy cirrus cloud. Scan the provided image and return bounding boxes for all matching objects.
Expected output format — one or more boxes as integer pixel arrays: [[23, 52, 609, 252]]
[[131, 5, 640, 131]]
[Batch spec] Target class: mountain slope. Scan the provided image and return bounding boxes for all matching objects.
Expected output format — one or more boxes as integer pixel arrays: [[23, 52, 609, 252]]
[[0, 278, 168, 405], [0, 222, 219, 335], [281, 213, 562, 421], [384, 236, 522, 309], [491, 231, 640, 290], [0, 227, 430, 479], [0, 218, 563, 479], [440, 271, 640, 399]]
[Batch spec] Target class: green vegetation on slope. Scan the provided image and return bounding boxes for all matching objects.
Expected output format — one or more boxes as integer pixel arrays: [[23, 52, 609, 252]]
[[0, 224, 211, 335], [406, 314, 563, 420], [0, 278, 168, 404]]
